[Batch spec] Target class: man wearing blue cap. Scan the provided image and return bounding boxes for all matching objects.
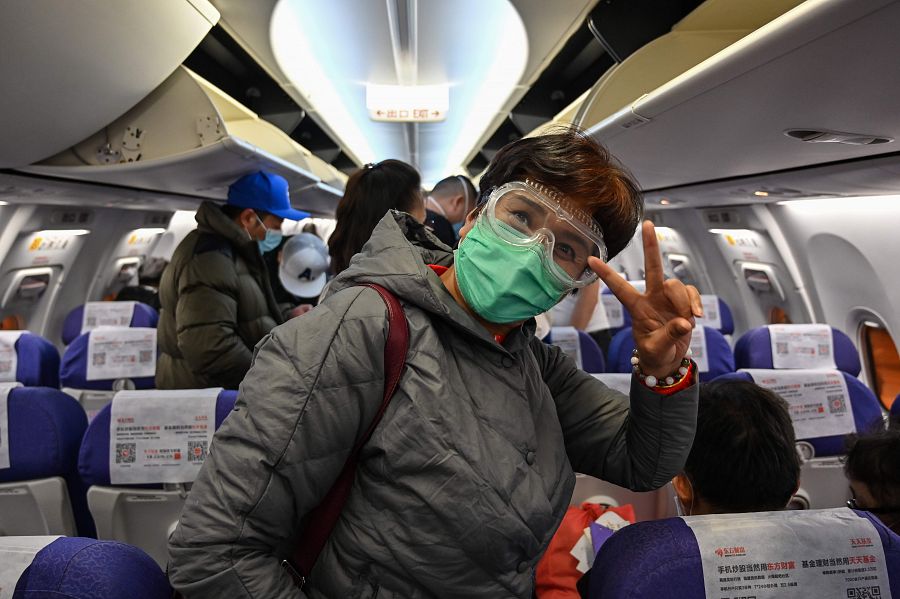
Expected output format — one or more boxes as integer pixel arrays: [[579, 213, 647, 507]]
[[157, 171, 310, 389]]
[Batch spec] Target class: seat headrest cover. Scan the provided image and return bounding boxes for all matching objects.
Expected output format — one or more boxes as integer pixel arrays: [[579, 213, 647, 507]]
[[589, 509, 900, 599], [62, 302, 159, 345], [696, 296, 735, 335], [1, 332, 60, 388], [13, 537, 172, 598], [0, 387, 87, 483], [734, 325, 861, 376], [716, 369, 883, 457], [78, 389, 237, 486], [59, 330, 156, 390], [609, 326, 735, 382]]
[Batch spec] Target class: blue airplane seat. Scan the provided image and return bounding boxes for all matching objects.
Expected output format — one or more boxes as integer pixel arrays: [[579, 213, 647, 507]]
[[59, 329, 156, 391], [734, 325, 861, 376], [77, 389, 236, 566], [705, 296, 734, 335], [545, 329, 606, 373], [0, 387, 93, 537], [10, 537, 171, 598], [715, 371, 883, 457], [0, 332, 60, 387], [588, 509, 899, 599], [78, 389, 237, 488], [608, 326, 735, 382], [61, 301, 159, 345]]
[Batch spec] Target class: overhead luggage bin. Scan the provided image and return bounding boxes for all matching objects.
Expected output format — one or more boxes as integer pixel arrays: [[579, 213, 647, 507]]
[[583, 0, 900, 192], [22, 67, 346, 216], [0, 1, 219, 169], [578, 0, 803, 131]]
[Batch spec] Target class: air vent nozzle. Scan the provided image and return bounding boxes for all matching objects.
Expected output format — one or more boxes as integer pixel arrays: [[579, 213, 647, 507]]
[[785, 129, 892, 145]]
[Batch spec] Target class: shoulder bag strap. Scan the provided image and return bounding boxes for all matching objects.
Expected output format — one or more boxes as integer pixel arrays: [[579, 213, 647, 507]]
[[286, 283, 408, 584]]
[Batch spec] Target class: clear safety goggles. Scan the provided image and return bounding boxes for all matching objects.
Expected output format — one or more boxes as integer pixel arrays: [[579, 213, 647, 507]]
[[480, 179, 608, 287]]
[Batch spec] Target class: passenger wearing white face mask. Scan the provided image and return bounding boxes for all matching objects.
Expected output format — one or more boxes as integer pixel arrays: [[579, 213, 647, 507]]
[[157, 171, 309, 390], [424, 174, 477, 247]]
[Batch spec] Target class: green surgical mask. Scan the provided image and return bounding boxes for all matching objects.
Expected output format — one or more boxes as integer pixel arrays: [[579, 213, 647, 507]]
[[455, 217, 571, 324]]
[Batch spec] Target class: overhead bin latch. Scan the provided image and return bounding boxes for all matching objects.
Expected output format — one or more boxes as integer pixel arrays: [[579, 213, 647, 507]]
[[196, 115, 223, 146], [120, 125, 144, 162]]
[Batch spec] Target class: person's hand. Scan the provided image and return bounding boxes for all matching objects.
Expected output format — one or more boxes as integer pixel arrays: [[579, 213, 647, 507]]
[[588, 221, 702, 379], [289, 304, 314, 318]]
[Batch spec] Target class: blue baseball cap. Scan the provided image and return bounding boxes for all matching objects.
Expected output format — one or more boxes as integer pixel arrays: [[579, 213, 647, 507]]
[[226, 171, 310, 220]]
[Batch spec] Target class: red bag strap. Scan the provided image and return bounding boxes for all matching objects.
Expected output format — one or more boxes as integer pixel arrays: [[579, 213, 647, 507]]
[[286, 283, 408, 585]]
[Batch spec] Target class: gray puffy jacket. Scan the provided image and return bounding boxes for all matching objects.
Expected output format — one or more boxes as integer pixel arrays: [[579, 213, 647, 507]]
[[168, 212, 699, 598]]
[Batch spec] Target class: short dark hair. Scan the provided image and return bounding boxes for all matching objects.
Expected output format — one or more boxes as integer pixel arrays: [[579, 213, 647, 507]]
[[220, 204, 271, 221], [431, 175, 477, 200], [478, 126, 643, 259], [685, 381, 801, 513], [844, 423, 900, 507], [328, 159, 421, 275]]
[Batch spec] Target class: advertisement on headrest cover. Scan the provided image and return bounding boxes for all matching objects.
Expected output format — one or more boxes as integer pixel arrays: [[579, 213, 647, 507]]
[[696, 295, 723, 330], [601, 293, 625, 328], [81, 301, 136, 333], [0, 331, 25, 383], [742, 369, 856, 439], [109, 388, 219, 484], [768, 324, 836, 370], [0, 536, 61, 599], [551, 326, 582, 370], [86, 328, 156, 381], [690, 326, 710, 373], [685, 508, 891, 599]]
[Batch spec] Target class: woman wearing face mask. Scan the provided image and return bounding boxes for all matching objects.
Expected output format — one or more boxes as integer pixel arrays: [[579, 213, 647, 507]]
[[157, 171, 308, 390], [169, 130, 702, 598]]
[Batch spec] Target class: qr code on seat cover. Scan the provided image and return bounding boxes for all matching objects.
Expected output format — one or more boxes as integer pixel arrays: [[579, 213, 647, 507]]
[[848, 586, 881, 598], [188, 440, 208, 463], [115, 443, 136, 464]]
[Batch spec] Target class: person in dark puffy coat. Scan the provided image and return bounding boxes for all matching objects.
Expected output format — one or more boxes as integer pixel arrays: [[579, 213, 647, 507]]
[[156, 171, 308, 390], [169, 129, 703, 598]]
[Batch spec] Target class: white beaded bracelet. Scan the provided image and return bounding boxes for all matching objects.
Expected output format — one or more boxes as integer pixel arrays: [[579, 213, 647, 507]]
[[631, 348, 692, 388]]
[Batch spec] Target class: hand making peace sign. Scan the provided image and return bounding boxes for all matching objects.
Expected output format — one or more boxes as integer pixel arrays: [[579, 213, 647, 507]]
[[588, 221, 702, 379]]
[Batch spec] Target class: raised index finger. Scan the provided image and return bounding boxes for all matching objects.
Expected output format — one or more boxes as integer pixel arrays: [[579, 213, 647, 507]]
[[641, 220, 665, 294], [588, 256, 642, 309]]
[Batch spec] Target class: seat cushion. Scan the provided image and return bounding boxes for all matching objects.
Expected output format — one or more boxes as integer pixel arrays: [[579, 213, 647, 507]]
[[734, 325, 861, 376], [78, 390, 237, 486], [13, 537, 171, 598]]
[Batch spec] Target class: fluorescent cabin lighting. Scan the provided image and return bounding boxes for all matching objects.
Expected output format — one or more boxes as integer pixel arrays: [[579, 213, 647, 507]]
[[32, 229, 90, 236], [0, 201, 8, 206], [777, 195, 900, 211], [753, 190, 770, 197], [129, 228, 166, 236], [708, 228, 758, 236]]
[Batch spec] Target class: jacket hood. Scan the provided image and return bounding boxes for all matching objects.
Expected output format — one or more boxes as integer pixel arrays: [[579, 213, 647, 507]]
[[195, 201, 258, 252], [329, 211, 536, 346]]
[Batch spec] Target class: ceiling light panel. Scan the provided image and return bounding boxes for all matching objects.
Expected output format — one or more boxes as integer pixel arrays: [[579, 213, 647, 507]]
[[270, 0, 527, 183]]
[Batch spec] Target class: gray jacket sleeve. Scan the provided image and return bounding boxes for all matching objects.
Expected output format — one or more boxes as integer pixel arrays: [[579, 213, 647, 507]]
[[168, 287, 388, 598], [532, 339, 699, 491]]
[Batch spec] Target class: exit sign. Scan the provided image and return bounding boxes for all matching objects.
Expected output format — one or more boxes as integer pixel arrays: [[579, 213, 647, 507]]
[[366, 84, 448, 123]]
